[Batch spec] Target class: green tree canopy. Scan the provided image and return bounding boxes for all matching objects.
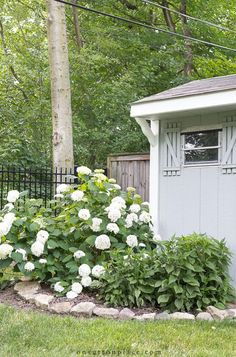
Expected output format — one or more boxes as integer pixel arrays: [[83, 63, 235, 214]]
[[0, 0, 236, 167]]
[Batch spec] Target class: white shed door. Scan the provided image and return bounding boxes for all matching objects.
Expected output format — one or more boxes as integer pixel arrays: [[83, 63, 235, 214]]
[[159, 120, 236, 284]]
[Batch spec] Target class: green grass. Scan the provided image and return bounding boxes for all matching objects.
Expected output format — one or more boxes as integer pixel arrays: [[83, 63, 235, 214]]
[[0, 305, 235, 357]]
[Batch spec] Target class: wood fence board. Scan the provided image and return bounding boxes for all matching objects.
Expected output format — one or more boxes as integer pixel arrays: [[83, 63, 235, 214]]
[[107, 153, 150, 201]]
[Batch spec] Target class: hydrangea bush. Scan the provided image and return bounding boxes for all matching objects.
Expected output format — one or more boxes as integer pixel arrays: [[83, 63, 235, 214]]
[[0, 167, 156, 298]]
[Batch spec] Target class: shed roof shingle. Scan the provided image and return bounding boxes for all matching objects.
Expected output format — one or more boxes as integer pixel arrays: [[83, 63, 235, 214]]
[[134, 74, 236, 104]]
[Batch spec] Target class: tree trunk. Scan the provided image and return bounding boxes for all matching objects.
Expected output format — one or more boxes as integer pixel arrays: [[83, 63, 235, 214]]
[[46, 0, 74, 171]]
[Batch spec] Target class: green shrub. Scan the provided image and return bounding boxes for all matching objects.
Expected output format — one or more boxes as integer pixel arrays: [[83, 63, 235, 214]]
[[97, 234, 235, 312], [96, 250, 157, 307], [0, 167, 155, 298], [154, 234, 235, 312]]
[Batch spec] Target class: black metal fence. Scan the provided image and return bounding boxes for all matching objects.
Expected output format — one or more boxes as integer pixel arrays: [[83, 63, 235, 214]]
[[0, 165, 76, 209]]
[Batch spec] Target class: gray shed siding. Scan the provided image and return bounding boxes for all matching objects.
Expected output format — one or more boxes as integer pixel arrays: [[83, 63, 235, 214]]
[[159, 111, 236, 284]]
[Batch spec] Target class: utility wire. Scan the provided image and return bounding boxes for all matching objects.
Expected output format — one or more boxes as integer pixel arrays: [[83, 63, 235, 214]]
[[53, 0, 236, 53], [141, 0, 236, 35]]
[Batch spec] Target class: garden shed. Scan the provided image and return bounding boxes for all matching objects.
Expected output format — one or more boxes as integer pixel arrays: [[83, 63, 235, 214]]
[[130, 74, 236, 285]]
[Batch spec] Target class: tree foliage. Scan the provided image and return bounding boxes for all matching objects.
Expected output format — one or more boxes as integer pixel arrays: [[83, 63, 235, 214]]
[[0, 0, 236, 167]]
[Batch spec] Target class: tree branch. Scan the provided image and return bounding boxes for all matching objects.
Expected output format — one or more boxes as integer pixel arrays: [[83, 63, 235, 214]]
[[71, 0, 84, 52], [180, 0, 194, 76], [161, 0, 176, 32]]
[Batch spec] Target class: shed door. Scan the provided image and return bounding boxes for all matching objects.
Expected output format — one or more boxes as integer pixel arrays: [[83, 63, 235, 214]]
[[159, 119, 236, 284]]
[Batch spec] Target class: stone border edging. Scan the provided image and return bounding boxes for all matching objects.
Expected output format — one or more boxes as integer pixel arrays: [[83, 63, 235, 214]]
[[14, 281, 236, 321]]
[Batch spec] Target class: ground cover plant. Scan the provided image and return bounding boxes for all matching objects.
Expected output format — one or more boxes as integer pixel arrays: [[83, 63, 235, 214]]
[[0, 305, 235, 357]]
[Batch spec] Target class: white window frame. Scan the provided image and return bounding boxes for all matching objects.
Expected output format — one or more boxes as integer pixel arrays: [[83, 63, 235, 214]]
[[181, 129, 222, 167]]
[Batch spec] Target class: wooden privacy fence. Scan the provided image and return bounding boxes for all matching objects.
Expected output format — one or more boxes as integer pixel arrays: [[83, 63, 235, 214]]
[[107, 153, 150, 201]]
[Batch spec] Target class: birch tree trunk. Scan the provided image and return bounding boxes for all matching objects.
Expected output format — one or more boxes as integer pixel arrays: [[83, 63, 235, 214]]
[[46, 0, 74, 171]]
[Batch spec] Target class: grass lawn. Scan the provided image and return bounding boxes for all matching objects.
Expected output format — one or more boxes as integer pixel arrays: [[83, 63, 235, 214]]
[[0, 305, 235, 357]]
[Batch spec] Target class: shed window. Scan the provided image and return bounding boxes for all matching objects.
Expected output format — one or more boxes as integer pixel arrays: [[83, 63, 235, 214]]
[[182, 130, 221, 165]]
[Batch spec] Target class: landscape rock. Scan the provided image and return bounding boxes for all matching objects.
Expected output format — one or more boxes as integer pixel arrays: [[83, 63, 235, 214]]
[[225, 309, 236, 319], [170, 312, 195, 320], [119, 308, 135, 320], [134, 313, 156, 321], [14, 281, 40, 295], [33, 294, 54, 309], [93, 307, 119, 319], [17, 290, 38, 303], [196, 312, 213, 321], [206, 306, 227, 320], [71, 302, 96, 317], [228, 309, 236, 318], [50, 302, 72, 314], [155, 312, 170, 320]]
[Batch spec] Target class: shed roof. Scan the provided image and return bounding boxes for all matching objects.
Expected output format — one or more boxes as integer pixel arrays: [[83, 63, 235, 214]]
[[134, 74, 236, 104]]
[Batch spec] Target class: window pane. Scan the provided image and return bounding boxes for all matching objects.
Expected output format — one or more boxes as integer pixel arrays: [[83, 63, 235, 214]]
[[184, 130, 218, 149], [185, 148, 218, 164]]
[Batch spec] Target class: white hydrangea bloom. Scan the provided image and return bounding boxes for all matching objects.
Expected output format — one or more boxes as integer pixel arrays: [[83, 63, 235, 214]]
[[129, 204, 141, 213], [127, 186, 136, 192], [78, 209, 91, 220], [94, 173, 107, 181], [94, 169, 105, 173], [39, 258, 47, 264], [108, 208, 121, 222], [90, 217, 102, 232], [111, 197, 126, 209], [73, 250, 86, 259], [36, 230, 49, 244], [15, 248, 27, 261], [78, 263, 91, 277], [81, 276, 92, 287], [139, 211, 152, 223], [66, 290, 78, 299], [71, 190, 84, 202], [0, 243, 13, 259], [139, 243, 146, 248], [76, 166, 91, 175], [153, 234, 162, 242], [24, 262, 35, 271], [141, 202, 149, 207], [127, 213, 138, 223], [92, 265, 105, 278], [124, 217, 133, 228], [54, 193, 64, 199], [3, 203, 14, 211], [0, 221, 11, 238], [71, 282, 83, 294], [106, 223, 119, 235], [95, 234, 111, 250], [7, 190, 20, 203], [108, 178, 116, 184], [113, 184, 121, 190], [31, 241, 44, 257], [56, 184, 70, 194], [126, 235, 138, 248], [54, 281, 64, 292]]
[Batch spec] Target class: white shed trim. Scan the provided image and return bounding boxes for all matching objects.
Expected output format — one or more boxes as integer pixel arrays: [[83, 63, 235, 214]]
[[131, 89, 236, 119], [135, 118, 160, 235]]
